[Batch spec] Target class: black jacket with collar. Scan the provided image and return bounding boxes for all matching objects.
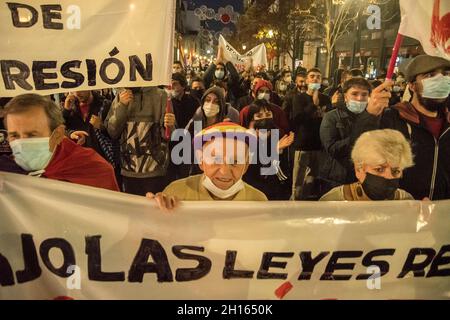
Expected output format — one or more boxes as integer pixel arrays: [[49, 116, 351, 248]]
[[353, 101, 450, 200], [319, 105, 362, 187]]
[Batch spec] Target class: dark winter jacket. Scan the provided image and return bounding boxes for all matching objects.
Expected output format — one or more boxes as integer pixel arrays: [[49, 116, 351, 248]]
[[284, 91, 332, 151], [319, 106, 363, 187]]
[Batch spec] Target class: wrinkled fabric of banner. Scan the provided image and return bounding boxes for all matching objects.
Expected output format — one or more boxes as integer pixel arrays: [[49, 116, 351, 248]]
[[0, 172, 449, 300], [399, 0, 450, 60], [219, 35, 268, 72]]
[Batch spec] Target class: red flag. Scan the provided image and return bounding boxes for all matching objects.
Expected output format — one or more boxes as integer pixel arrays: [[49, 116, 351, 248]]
[[43, 139, 119, 192]]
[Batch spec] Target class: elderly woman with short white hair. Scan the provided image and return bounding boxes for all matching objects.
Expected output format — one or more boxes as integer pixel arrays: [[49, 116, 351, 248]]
[[320, 129, 414, 201]]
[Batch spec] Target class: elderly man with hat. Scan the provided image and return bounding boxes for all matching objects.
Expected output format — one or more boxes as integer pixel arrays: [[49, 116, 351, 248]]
[[147, 122, 268, 210], [353, 54, 450, 200]]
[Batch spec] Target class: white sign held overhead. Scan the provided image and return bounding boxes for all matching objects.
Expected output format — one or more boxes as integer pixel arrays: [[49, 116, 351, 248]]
[[218, 35, 268, 72]]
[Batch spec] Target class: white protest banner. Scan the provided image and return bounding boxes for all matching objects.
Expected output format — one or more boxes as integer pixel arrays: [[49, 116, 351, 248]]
[[399, 0, 450, 60], [218, 35, 268, 72], [1, 171, 450, 300], [0, 0, 175, 97]]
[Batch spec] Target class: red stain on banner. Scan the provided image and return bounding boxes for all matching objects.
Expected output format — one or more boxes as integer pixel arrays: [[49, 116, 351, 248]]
[[274, 281, 293, 299], [431, 0, 450, 53]]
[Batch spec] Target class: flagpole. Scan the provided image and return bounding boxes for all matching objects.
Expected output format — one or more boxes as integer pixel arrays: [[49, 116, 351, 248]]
[[386, 33, 404, 80], [165, 85, 173, 140]]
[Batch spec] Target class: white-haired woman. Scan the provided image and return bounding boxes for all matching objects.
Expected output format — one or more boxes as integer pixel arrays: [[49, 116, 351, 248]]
[[320, 129, 414, 201]]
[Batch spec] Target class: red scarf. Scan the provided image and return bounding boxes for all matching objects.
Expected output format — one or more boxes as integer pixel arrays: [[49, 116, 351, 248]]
[[43, 138, 119, 191]]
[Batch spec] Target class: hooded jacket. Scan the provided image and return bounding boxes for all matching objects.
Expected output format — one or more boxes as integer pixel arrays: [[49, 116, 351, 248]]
[[203, 62, 241, 104], [185, 86, 240, 133]]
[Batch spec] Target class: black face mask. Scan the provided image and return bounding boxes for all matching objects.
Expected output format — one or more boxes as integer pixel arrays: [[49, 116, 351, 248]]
[[418, 95, 448, 113], [191, 89, 205, 101], [362, 173, 399, 200], [254, 118, 276, 130]]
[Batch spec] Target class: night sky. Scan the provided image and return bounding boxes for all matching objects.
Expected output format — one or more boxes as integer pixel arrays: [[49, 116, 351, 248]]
[[185, 0, 244, 12]]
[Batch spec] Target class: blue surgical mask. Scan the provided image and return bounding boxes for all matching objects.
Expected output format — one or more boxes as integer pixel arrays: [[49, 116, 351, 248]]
[[308, 83, 321, 91], [422, 74, 450, 99], [347, 100, 368, 114], [215, 70, 225, 80], [10, 137, 53, 172]]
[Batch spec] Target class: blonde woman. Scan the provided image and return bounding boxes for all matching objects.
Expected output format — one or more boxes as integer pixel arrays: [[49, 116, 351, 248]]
[[320, 129, 414, 201]]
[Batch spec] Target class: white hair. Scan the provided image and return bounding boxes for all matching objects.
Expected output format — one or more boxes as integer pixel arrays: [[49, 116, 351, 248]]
[[352, 129, 414, 170]]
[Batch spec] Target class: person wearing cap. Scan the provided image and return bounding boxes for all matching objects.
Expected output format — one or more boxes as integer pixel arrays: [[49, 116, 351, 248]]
[[353, 54, 450, 200], [239, 78, 289, 137], [146, 122, 268, 210], [320, 129, 414, 201]]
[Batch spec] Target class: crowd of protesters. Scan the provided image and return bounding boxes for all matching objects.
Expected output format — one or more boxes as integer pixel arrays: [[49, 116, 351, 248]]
[[1, 52, 450, 207]]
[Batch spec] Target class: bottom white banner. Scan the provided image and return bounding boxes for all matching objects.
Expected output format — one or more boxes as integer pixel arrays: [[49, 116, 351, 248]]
[[0, 172, 449, 300]]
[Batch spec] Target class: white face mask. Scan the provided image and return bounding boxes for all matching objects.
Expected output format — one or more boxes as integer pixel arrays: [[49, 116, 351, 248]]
[[203, 102, 220, 118], [346, 100, 368, 114], [215, 70, 225, 79], [10, 137, 53, 172], [257, 92, 271, 101], [202, 175, 245, 199], [422, 73, 450, 99], [308, 83, 321, 91]]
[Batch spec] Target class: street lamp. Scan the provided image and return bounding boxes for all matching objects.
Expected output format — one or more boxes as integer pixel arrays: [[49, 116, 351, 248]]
[[267, 29, 274, 38], [242, 45, 247, 51]]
